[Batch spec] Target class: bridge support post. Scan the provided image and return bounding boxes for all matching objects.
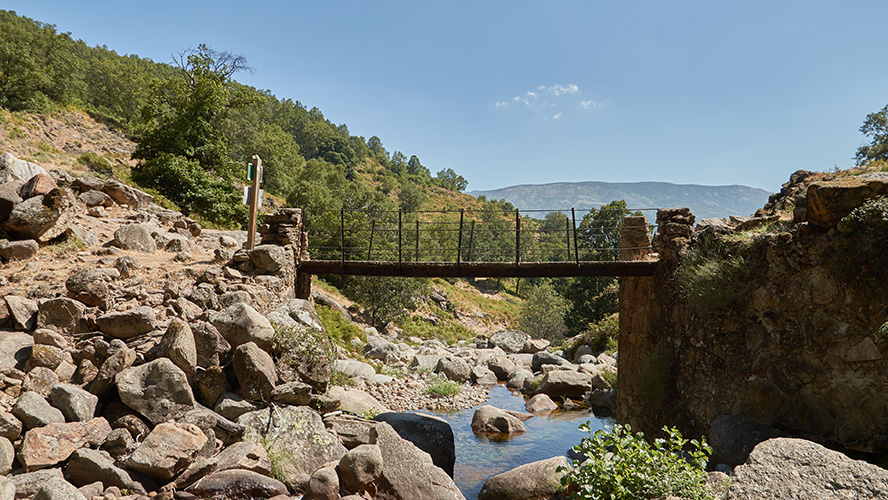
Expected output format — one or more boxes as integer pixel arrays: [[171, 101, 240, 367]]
[[616, 215, 657, 426]]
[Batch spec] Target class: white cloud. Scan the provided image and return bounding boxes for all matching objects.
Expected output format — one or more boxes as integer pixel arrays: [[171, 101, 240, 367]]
[[495, 83, 606, 118]]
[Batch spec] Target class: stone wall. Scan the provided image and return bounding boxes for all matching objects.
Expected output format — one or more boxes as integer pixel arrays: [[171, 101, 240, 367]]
[[618, 178, 888, 455]]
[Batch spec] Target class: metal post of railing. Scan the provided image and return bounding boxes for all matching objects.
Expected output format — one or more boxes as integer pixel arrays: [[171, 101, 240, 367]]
[[515, 209, 521, 265], [340, 208, 345, 265], [457, 209, 464, 266], [467, 220, 475, 262], [565, 216, 571, 261], [398, 210, 403, 267], [571, 207, 579, 265], [367, 220, 375, 261], [415, 219, 420, 262]]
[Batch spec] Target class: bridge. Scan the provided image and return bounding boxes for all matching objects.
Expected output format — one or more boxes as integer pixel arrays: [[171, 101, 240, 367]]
[[260, 207, 660, 287]]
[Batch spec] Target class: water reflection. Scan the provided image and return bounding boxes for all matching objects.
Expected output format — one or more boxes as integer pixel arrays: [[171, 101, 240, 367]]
[[423, 384, 615, 500]]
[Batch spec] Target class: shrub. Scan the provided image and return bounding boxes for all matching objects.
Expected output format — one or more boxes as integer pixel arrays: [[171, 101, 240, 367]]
[[568, 313, 619, 355], [316, 304, 366, 358], [132, 153, 247, 228], [561, 423, 712, 500], [272, 323, 337, 369], [344, 276, 428, 328], [676, 232, 749, 310], [77, 152, 113, 175], [424, 375, 462, 398], [517, 281, 569, 340]]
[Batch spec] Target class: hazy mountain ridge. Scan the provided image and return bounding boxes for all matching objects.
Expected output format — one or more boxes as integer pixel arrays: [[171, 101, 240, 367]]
[[469, 181, 771, 220]]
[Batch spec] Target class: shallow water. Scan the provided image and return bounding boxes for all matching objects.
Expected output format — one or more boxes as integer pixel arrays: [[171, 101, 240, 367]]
[[425, 384, 615, 500]]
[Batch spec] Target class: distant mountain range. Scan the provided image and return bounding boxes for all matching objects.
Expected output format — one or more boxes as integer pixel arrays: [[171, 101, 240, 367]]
[[468, 181, 771, 220]]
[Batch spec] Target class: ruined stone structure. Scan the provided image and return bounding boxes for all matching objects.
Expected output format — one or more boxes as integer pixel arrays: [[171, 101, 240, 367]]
[[618, 174, 888, 455]]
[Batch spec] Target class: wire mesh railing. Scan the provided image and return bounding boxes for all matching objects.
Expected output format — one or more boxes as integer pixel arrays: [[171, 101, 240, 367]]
[[302, 207, 658, 266]]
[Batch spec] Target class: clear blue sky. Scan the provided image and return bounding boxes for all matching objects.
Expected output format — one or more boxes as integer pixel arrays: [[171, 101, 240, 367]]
[[7, 1, 888, 194]]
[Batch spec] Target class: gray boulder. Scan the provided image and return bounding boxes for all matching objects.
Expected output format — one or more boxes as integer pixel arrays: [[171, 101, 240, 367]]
[[250, 244, 293, 274], [0, 437, 12, 475], [238, 406, 347, 490], [0, 239, 38, 261], [65, 268, 119, 308], [478, 456, 569, 500], [333, 359, 376, 380], [36, 297, 85, 334], [374, 412, 456, 478], [4, 188, 75, 243], [338, 443, 384, 494], [323, 414, 377, 449], [526, 393, 559, 413], [65, 448, 146, 494], [364, 335, 400, 364], [175, 440, 271, 489], [49, 384, 97, 422], [304, 465, 339, 500], [103, 180, 152, 209], [0, 330, 33, 371], [0, 180, 22, 224], [0, 153, 49, 183], [112, 223, 156, 253], [5, 295, 37, 331], [126, 422, 208, 480], [116, 358, 196, 425], [0, 411, 22, 441], [211, 302, 275, 352], [271, 381, 312, 406], [232, 342, 277, 402], [531, 351, 571, 372], [488, 356, 518, 380], [727, 438, 888, 500], [154, 318, 197, 378], [9, 468, 63, 499], [32, 477, 87, 500], [471, 405, 527, 436], [96, 306, 156, 339], [371, 422, 466, 500], [193, 321, 231, 368], [536, 370, 593, 399], [188, 469, 288, 499], [489, 330, 531, 353], [410, 354, 442, 372], [435, 355, 471, 382], [12, 391, 64, 429], [327, 386, 386, 415], [78, 190, 113, 207]]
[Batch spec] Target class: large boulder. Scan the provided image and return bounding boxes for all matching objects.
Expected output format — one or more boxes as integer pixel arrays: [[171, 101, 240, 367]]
[[333, 359, 376, 381], [65, 268, 119, 308], [0, 330, 33, 371], [373, 412, 456, 478], [32, 477, 87, 500], [19, 173, 57, 199], [115, 358, 196, 425], [238, 406, 347, 490], [363, 335, 400, 364], [36, 298, 85, 334], [5, 295, 37, 331], [96, 306, 156, 339], [531, 351, 571, 372], [154, 318, 197, 378], [12, 391, 64, 429], [112, 223, 156, 253], [727, 438, 888, 499], [327, 386, 386, 415], [126, 422, 208, 480], [488, 356, 518, 380], [536, 370, 593, 399], [0, 180, 23, 223], [0, 239, 38, 261], [232, 342, 277, 402], [708, 414, 786, 467], [471, 406, 527, 436], [338, 443, 384, 494], [0, 153, 49, 183], [435, 355, 471, 382], [103, 180, 153, 209], [806, 174, 888, 228], [49, 383, 98, 422], [489, 330, 531, 353], [18, 417, 111, 471], [371, 422, 466, 500], [65, 448, 146, 494], [250, 244, 293, 274], [188, 469, 288, 499], [478, 456, 569, 500], [211, 302, 275, 352], [175, 440, 271, 489], [4, 188, 75, 243]]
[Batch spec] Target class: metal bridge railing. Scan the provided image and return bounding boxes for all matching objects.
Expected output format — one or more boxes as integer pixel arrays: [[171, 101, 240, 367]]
[[302, 207, 658, 267]]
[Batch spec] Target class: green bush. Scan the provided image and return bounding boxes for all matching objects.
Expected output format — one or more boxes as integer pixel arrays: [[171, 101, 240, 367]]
[[77, 152, 113, 175], [517, 281, 569, 340], [132, 153, 247, 228], [568, 313, 619, 355], [561, 423, 712, 500], [424, 375, 462, 398], [272, 323, 337, 369], [344, 276, 428, 328], [676, 232, 749, 310], [316, 304, 366, 358]]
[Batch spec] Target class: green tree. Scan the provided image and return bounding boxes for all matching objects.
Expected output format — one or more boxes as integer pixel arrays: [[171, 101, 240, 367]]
[[518, 281, 568, 340], [856, 104, 888, 165], [434, 168, 468, 192], [345, 276, 428, 328], [560, 200, 636, 330], [398, 183, 427, 212]]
